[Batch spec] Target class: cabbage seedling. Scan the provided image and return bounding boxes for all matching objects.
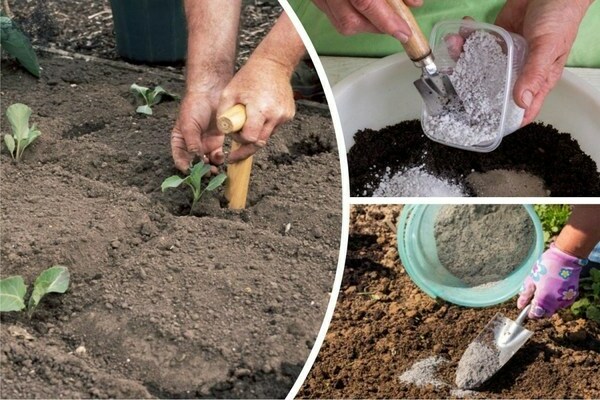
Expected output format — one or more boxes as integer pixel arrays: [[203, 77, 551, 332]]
[[130, 83, 179, 115], [0, 266, 70, 315], [161, 161, 227, 214], [4, 103, 41, 161]]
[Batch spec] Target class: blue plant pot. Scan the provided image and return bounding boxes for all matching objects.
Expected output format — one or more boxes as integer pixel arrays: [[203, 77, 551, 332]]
[[109, 0, 187, 63]]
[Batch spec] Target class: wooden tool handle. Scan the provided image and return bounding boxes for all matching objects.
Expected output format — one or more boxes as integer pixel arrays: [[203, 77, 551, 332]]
[[217, 104, 252, 210], [386, 0, 431, 61], [217, 104, 247, 134]]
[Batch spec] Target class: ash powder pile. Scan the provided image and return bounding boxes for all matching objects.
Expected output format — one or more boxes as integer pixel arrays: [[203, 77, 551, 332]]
[[424, 30, 508, 146], [455, 341, 501, 389], [399, 356, 449, 388], [434, 205, 534, 286], [371, 165, 466, 197]]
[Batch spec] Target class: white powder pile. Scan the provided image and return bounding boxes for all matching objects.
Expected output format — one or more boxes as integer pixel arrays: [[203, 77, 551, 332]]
[[372, 165, 466, 197], [455, 341, 501, 389], [399, 356, 449, 388], [425, 30, 508, 146]]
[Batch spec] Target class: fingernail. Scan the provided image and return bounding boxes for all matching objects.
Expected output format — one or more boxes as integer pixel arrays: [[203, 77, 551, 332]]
[[522, 90, 534, 108], [531, 305, 545, 318], [254, 140, 267, 148], [394, 30, 411, 43]]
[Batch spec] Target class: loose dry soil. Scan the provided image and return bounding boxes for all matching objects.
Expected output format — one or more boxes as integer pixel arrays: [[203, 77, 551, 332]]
[[0, 55, 340, 398], [299, 205, 600, 399]]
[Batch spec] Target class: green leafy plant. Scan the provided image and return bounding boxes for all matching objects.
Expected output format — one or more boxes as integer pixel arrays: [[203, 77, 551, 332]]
[[0, 15, 40, 77], [571, 268, 600, 323], [161, 161, 227, 214], [4, 103, 41, 161], [534, 205, 572, 246], [0, 266, 70, 315], [130, 83, 179, 115]]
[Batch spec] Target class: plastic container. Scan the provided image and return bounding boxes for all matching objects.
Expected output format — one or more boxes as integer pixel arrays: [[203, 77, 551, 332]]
[[397, 205, 543, 307], [422, 20, 528, 152], [109, 0, 187, 63]]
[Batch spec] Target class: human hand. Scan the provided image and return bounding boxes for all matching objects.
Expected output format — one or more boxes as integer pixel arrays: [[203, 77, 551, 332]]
[[171, 80, 229, 173], [311, 0, 422, 41], [495, 0, 593, 126], [217, 56, 296, 162], [518, 243, 587, 319]]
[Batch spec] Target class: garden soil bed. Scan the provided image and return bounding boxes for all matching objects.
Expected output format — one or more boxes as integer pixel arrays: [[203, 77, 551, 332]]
[[348, 120, 600, 197], [0, 55, 341, 399], [299, 205, 600, 399]]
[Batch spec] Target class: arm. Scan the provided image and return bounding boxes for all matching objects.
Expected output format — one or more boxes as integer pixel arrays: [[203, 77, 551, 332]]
[[170, 0, 242, 172], [555, 205, 600, 258], [218, 12, 306, 162]]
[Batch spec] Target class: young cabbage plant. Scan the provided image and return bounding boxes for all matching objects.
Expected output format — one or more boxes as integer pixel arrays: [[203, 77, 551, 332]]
[[0, 266, 70, 316], [130, 83, 179, 115], [161, 161, 227, 214], [4, 103, 41, 161]]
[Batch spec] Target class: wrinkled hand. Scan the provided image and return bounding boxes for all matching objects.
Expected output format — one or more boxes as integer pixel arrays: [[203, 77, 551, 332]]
[[217, 56, 296, 162], [518, 243, 586, 319], [311, 0, 422, 41], [495, 0, 592, 126], [171, 82, 228, 173]]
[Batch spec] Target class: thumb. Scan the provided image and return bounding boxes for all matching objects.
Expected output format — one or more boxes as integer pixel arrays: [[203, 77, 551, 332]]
[[513, 40, 556, 110]]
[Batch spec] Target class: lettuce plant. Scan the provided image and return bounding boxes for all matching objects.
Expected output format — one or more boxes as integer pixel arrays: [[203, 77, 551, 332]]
[[3, 103, 41, 161], [161, 161, 227, 214]]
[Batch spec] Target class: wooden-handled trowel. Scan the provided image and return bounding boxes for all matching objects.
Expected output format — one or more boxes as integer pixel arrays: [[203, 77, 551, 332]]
[[217, 104, 251, 210], [386, 0, 462, 115], [455, 304, 533, 389]]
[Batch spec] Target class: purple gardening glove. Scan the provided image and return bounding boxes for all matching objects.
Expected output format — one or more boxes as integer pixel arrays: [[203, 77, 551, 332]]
[[518, 243, 588, 319]]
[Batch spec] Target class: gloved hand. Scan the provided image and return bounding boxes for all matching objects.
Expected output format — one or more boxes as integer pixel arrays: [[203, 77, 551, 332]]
[[518, 243, 587, 319]]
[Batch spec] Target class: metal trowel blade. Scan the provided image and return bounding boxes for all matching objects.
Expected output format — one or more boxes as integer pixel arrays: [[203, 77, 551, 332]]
[[455, 305, 533, 389], [414, 72, 462, 116]]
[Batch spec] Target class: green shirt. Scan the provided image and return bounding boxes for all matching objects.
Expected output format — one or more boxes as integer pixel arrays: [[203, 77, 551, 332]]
[[290, 0, 600, 67]]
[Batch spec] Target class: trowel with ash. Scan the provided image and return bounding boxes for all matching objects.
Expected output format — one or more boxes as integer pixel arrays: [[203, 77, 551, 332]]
[[455, 304, 533, 389], [386, 0, 462, 115]]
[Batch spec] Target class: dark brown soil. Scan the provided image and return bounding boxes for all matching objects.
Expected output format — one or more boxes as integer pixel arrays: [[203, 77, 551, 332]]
[[0, 54, 340, 399], [348, 120, 600, 197], [299, 205, 600, 399]]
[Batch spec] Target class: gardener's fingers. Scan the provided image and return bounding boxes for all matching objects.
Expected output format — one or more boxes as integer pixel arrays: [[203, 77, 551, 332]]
[[228, 121, 275, 163], [312, 0, 421, 40], [517, 279, 535, 310], [171, 127, 195, 172], [528, 299, 550, 319], [514, 39, 567, 124]]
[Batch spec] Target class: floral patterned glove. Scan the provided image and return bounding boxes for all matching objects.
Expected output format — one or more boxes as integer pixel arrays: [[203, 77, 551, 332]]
[[518, 243, 587, 319]]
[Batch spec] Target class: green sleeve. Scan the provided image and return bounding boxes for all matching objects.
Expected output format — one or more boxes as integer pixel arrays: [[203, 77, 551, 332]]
[[290, 0, 600, 68]]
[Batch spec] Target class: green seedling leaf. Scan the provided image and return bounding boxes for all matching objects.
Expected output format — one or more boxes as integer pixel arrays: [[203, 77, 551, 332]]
[[5, 103, 41, 161], [4, 134, 15, 155], [0, 276, 27, 312], [149, 86, 179, 106], [131, 83, 178, 115], [205, 173, 227, 191], [189, 162, 211, 190], [28, 266, 70, 312], [130, 83, 150, 102], [136, 105, 153, 115], [0, 16, 40, 77], [161, 175, 185, 191], [6, 103, 32, 142]]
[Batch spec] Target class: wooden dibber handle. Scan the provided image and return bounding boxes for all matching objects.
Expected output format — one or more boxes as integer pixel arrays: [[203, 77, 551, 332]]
[[217, 104, 252, 210], [386, 0, 431, 62]]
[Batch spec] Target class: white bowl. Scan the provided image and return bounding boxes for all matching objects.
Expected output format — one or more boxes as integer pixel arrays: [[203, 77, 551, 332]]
[[334, 53, 600, 168]]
